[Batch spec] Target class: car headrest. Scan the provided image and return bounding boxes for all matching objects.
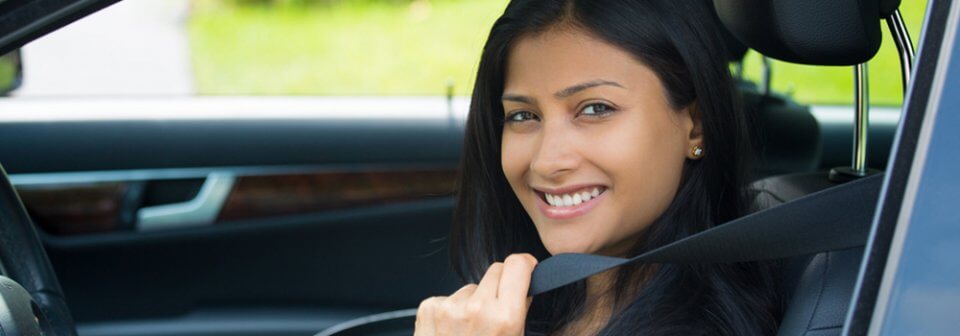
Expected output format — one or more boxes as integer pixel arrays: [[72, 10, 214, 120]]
[[720, 22, 749, 62], [712, 6, 750, 62], [712, 0, 902, 65]]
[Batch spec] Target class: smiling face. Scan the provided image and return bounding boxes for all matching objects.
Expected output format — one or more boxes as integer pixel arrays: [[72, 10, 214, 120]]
[[500, 26, 703, 257]]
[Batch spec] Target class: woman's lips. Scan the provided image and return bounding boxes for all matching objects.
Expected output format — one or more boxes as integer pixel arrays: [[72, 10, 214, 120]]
[[535, 188, 607, 220]]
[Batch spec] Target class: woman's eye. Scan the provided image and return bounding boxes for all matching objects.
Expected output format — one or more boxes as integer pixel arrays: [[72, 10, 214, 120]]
[[505, 111, 538, 123], [580, 103, 615, 117]]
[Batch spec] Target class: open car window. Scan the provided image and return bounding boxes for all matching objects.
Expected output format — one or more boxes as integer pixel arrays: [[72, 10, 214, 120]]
[[8, 0, 507, 98]]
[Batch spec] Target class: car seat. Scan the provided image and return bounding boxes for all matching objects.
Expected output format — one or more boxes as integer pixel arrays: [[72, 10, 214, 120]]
[[717, 21, 822, 178], [712, 0, 912, 335]]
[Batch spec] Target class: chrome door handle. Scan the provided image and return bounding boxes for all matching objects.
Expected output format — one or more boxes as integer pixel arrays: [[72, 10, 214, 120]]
[[136, 172, 235, 231]]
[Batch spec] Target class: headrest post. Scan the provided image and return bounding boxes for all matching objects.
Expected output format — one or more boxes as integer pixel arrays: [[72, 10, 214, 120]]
[[830, 63, 877, 182], [852, 63, 870, 175], [886, 9, 915, 93]]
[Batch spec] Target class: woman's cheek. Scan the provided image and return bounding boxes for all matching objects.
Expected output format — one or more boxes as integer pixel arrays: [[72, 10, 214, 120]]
[[595, 119, 685, 239], [501, 132, 535, 202]]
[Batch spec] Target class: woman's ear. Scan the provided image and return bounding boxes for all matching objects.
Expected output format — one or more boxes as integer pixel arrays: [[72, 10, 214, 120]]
[[684, 102, 705, 159]]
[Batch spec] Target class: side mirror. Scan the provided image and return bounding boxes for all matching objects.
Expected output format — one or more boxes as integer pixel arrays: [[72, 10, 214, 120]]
[[0, 50, 22, 96]]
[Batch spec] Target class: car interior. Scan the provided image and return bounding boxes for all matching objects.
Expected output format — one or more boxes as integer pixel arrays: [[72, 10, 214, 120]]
[[730, 1, 910, 334], [0, 0, 947, 335]]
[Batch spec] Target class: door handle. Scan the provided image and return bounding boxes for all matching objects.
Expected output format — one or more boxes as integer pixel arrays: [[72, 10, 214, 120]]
[[136, 172, 235, 231]]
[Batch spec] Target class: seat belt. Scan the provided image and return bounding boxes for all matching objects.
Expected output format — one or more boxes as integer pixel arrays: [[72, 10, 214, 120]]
[[318, 173, 883, 335], [530, 173, 882, 295]]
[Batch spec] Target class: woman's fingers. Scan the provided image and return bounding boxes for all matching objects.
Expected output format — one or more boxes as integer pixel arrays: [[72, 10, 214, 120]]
[[415, 296, 442, 335], [435, 284, 478, 334], [472, 262, 504, 299], [449, 283, 478, 302], [416, 255, 537, 335], [497, 253, 538, 308]]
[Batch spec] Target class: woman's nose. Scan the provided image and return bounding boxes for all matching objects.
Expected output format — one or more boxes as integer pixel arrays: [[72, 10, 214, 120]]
[[529, 121, 581, 179]]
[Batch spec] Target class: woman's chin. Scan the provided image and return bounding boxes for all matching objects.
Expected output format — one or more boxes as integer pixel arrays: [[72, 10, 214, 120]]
[[543, 241, 599, 255], [541, 234, 638, 257], [535, 222, 608, 255]]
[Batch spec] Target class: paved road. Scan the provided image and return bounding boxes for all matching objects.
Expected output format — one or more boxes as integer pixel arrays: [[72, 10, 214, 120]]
[[14, 0, 194, 97]]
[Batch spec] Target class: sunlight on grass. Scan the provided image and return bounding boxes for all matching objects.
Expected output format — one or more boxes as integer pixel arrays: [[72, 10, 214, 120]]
[[189, 0, 507, 96], [190, 0, 927, 105]]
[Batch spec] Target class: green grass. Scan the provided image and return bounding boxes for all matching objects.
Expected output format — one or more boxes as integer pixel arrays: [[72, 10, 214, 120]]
[[189, 0, 928, 105], [0, 53, 17, 95], [189, 0, 508, 96]]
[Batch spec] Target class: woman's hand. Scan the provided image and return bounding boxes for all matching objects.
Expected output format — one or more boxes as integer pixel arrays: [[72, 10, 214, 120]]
[[415, 253, 538, 335]]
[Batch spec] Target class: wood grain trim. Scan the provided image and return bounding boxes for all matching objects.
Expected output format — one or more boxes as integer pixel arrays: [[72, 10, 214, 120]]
[[17, 182, 129, 236], [218, 168, 457, 222]]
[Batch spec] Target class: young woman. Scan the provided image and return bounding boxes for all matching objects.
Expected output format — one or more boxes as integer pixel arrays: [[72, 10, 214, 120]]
[[416, 0, 782, 335]]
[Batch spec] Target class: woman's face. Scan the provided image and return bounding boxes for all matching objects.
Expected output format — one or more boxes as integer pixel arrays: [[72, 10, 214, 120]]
[[501, 27, 703, 257]]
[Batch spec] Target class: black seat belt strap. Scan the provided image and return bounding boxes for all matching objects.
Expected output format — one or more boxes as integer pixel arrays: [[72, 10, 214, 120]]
[[529, 173, 883, 295]]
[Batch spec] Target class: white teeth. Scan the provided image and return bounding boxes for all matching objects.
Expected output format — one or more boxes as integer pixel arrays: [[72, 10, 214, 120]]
[[543, 187, 605, 207]]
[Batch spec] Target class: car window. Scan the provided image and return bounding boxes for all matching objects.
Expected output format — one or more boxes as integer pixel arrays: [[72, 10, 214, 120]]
[[6, 0, 926, 106], [10, 0, 508, 98], [875, 43, 960, 331]]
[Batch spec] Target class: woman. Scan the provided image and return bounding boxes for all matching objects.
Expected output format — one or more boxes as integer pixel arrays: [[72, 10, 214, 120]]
[[416, 0, 781, 335]]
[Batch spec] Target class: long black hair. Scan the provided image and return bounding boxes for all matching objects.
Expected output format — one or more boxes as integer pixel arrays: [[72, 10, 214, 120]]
[[449, 0, 781, 334]]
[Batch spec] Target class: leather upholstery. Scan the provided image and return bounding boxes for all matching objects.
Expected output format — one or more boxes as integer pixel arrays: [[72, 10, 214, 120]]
[[742, 90, 821, 177], [713, 0, 895, 65], [778, 248, 864, 336], [750, 172, 867, 336], [751, 173, 839, 209]]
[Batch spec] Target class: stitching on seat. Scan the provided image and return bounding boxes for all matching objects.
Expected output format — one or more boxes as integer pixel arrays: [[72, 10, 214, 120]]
[[751, 188, 787, 208], [805, 252, 832, 331], [762, 189, 788, 204]]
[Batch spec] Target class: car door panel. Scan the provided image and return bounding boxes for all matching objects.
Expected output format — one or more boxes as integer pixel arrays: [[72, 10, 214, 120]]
[[0, 98, 467, 335]]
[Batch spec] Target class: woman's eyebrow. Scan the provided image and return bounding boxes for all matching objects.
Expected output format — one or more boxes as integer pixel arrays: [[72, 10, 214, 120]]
[[502, 94, 536, 104], [555, 79, 624, 98], [501, 80, 623, 104]]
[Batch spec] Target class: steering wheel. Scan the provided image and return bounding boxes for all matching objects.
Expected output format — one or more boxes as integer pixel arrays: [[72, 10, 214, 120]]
[[0, 164, 77, 336]]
